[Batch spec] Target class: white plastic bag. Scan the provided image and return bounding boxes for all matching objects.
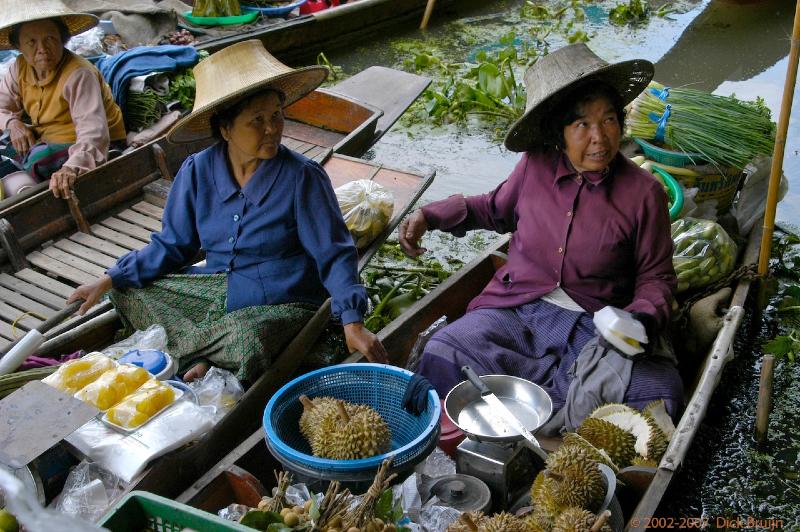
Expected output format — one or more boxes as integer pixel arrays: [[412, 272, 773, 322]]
[[730, 156, 789, 236], [66, 27, 105, 58], [186, 367, 244, 422], [54, 461, 123, 523], [335, 180, 394, 248], [101, 324, 168, 359]]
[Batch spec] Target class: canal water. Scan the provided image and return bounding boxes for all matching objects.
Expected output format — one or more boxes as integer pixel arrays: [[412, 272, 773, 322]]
[[315, 0, 800, 527]]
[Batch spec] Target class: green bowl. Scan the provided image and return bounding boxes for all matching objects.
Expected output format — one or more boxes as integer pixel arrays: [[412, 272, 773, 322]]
[[633, 137, 706, 167], [183, 10, 259, 26], [651, 166, 684, 221]]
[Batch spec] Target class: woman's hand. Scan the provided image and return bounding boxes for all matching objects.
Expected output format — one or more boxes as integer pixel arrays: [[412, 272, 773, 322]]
[[50, 166, 79, 199], [67, 274, 113, 315], [344, 322, 389, 364], [8, 119, 36, 157], [398, 209, 429, 258]]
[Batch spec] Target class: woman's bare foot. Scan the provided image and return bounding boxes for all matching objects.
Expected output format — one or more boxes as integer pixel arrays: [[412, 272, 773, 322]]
[[183, 360, 210, 382]]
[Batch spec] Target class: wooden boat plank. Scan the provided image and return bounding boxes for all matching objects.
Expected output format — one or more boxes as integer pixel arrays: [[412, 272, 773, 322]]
[[0, 320, 19, 342], [328, 66, 431, 142], [281, 138, 304, 151], [68, 233, 129, 259], [100, 217, 153, 242], [39, 246, 107, 277], [0, 285, 57, 319], [27, 251, 96, 285], [53, 240, 118, 269], [284, 138, 316, 155], [304, 145, 327, 162], [0, 300, 42, 330], [0, 273, 66, 309], [131, 201, 165, 220], [89, 225, 145, 251], [283, 120, 345, 150], [117, 209, 163, 233], [14, 269, 75, 299]]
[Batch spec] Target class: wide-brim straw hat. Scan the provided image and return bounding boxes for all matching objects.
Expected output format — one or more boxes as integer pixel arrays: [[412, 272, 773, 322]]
[[167, 40, 328, 144], [504, 43, 654, 152], [0, 0, 98, 50]]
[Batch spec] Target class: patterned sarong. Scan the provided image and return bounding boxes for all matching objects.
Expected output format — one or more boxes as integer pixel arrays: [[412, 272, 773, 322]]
[[109, 274, 317, 382]]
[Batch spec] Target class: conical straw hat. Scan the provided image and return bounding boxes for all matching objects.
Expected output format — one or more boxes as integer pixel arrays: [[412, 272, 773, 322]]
[[167, 40, 328, 144], [504, 43, 653, 152], [0, 0, 98, 50]]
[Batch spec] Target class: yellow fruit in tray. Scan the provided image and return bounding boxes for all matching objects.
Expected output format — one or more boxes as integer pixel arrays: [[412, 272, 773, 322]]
[[75, 365, 151, 410], [106, 380, 175, 429], [42, 353, 116, 394]]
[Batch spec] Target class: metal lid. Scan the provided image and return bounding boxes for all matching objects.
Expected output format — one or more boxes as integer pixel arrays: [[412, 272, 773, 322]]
[[426, 474, 491, 513]]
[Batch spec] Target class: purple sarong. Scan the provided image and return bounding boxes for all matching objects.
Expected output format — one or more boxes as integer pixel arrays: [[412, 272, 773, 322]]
[[418, 299, 683, 416]]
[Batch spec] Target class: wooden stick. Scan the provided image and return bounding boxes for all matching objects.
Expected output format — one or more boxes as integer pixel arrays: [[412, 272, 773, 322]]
[[758, 1, 800, 275], [420, 0, 436, 29], [754, 354, 775, 445], [592, 510, 612, 532]]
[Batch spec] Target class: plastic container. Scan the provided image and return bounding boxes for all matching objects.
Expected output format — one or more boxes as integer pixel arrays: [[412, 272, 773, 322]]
[[437, 399, 465, 458], [242, 0, 308, 16], [182, 10, 259, 26], [99, 490, 251, 531], [299, 0, 339, 14], [650, 166, 684, 221], [592, 306, 647, 357], [118, 349, 176, 381], [633, 137, 705, 167]]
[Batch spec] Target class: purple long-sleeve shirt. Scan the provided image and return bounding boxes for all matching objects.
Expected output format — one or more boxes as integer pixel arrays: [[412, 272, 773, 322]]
[[421, 150, 676, 328]]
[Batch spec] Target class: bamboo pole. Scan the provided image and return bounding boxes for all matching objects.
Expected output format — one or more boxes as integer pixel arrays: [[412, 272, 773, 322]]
[[754, 354, 775, 445], [758, 1, 800, 275], [420, 0, 436, 29]]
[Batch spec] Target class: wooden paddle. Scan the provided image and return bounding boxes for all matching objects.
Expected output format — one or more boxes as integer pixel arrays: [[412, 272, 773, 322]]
[[420, 0, 436, 29]]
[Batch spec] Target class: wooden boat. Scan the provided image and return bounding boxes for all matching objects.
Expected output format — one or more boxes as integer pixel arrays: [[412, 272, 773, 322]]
[[177, 219, 762, 530], [191, 0, 442, 63]]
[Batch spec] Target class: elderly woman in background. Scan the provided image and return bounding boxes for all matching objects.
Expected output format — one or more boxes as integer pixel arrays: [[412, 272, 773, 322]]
[[400, 43, 684, 433], [0, 0, 125, 198], [68, 40, 387, 383]]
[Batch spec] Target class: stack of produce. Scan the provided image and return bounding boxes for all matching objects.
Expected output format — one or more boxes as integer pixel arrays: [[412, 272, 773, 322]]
[[74, 364, 151, 410], [105, 379, 176, 429], [298, 395, 391, 460], [671, 217, 737, 293], [447, 511, 528, 531], [192, 0, 242, 17], [126, 68, 198, 132], [626, 82, 775, 169], [42, 352, 116, 394]]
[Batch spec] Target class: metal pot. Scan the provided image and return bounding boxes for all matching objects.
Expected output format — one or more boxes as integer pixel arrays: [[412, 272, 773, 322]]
[[443, 374, 552, 444]]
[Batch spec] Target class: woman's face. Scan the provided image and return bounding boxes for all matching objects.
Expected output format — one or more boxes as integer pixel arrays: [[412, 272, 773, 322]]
[[562, 96, 621, 173], [17, 20, 64, 76], [222, 92, 284, 161]]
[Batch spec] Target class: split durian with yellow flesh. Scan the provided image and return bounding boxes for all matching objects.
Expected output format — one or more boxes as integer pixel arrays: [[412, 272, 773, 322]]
[[577, 417, 637, 468], [643, 399, 676, 442], [552, 508, 613, 532], [300, 398, 390, 460], [589, 402, 670, 462]]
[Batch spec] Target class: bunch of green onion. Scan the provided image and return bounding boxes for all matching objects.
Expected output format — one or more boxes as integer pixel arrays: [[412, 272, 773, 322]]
[[126, 89, 167, 132], [626, 82, 776, 169]]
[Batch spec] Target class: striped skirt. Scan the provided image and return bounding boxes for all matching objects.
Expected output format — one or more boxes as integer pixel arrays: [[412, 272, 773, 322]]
[[417, 299, 683, 418], [110, 274, 317, 383]]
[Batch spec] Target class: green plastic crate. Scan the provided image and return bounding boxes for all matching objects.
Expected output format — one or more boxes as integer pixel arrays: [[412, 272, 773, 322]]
[[98, 491, 251, 531]]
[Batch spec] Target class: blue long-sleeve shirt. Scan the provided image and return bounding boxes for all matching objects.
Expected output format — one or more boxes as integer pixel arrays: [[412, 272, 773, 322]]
[[107, 143, 367, 324]]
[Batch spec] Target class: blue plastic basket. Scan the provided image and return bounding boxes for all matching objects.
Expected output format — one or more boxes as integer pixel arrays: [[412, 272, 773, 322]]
[[264, 364, 440, 478]]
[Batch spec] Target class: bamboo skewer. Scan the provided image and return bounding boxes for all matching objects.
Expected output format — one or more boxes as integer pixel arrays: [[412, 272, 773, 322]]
[[758, 0, 800, 275], [754, 354, 775, 445]]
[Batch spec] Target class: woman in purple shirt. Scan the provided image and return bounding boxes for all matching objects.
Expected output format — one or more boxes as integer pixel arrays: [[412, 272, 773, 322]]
[[68, 41, 387, 382], [399, 44, 683, 428]]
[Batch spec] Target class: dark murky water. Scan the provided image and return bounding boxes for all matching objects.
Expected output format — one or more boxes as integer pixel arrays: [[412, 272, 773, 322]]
[[316, 0, 800, 526]]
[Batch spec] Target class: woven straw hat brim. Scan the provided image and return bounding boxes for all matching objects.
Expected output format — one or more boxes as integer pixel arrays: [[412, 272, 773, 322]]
[[504, 58, 653, 152], [166, 66, 328, 144], [0, 13, 98, 50]]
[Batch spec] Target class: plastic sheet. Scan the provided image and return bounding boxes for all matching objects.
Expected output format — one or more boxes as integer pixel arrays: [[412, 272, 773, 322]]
[[0, 468, 103, 531], [730, 156, 789, 236], [186, 367, 244, 422], [54, 461, 123, 523], [102, 325, 168, 360], [335, 179, 394, 248], [672, 217, 738, 293]]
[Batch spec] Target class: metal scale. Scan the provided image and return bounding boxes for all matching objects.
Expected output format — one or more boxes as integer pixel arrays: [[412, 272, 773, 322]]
[[444, 371, 552, 512]]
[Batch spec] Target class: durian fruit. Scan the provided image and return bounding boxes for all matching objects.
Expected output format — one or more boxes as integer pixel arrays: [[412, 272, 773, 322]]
[[481, 512, 527, 532], [642, 399, 676, 442], [552, 508, 612, 532], [298, 395, 340, 440], [589, 403, 636, 420], [631, 456, 659, 468], [596, 410, 668, 461], [524, 508, 555, 532], [530, 470, 561, 520], [562, 433, 619, 473], [446, 511, 487, 532], [312, 400, 390, 459], [577, 418, 637, 468], [544, 445, 606, 511]]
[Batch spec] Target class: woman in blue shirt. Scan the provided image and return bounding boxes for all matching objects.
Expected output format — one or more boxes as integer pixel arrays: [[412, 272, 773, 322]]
[[67, 40, 387, 382]]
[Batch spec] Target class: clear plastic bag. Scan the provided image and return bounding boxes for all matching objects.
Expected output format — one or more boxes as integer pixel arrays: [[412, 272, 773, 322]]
[[0, 468, 104, 531], [186, 367, 244, 423], [335, 180, 394, 249], [102, 324, 168, 359], [42, 352, 117, 394], [671, 217, 738, 293], [730, 156, 789, 236], [66, 27, 105, 58], [54, 461, 123, 523]]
